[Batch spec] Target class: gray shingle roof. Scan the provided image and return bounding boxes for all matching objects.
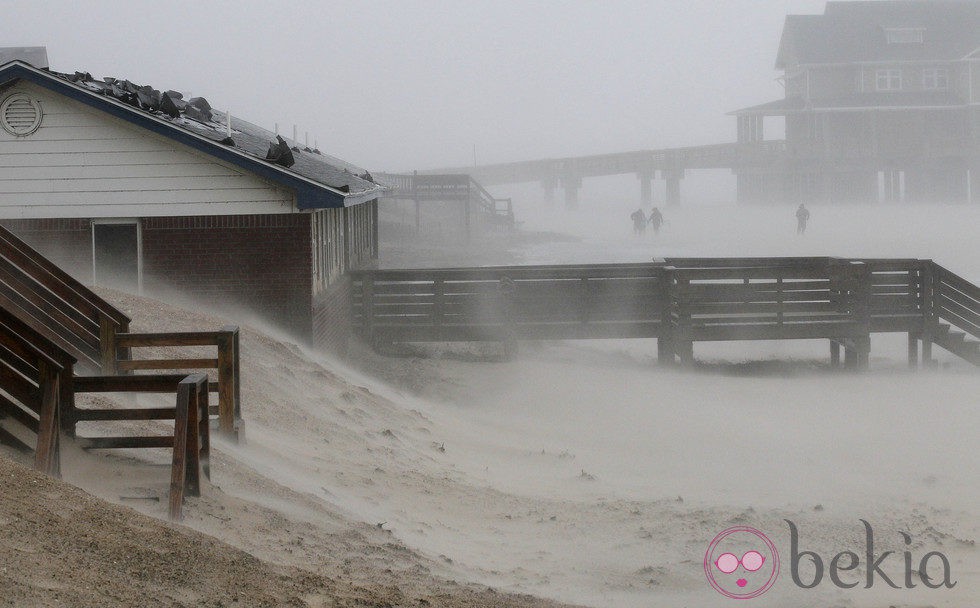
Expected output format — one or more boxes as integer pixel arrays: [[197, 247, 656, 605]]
[[51, 70, 381, 197], [776, 1, 980, 68]]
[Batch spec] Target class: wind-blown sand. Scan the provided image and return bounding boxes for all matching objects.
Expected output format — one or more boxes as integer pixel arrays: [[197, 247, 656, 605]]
[[1, 201, 978, 607]]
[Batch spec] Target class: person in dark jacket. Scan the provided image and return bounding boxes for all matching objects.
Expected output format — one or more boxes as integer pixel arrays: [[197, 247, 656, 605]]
[[796, 203, 810, 235], [631, 208, 647, 235], [648, 207, 664, 235]]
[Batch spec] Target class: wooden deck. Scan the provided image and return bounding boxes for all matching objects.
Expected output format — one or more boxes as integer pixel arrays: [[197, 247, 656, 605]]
[[352, 257, 979, 369]]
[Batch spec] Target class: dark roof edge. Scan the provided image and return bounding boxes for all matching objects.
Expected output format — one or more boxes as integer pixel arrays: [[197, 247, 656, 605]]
[[0, 61, 382, 210]]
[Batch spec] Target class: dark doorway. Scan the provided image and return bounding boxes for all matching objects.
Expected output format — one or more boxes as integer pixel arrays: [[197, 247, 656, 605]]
[[93, 222, 140, 292]]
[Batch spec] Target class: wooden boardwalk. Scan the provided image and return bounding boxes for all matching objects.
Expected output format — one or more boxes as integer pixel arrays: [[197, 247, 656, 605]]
[[352, 257, 980, 369]]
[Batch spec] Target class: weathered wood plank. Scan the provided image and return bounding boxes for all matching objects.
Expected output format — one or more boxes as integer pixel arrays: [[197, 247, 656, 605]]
[[114, 332, 223, 347], [79, 436, 175, 449], [169, 381, 191, 520], [117, 358, 219, 371], [73, 407, 177, 421], [73, 374, 188, 393]]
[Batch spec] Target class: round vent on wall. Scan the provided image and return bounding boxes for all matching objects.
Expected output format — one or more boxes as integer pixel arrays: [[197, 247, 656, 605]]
[[1, 94, 43, 136]]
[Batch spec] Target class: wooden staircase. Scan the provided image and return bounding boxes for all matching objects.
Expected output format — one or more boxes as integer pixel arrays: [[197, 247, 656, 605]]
[[925, 264, 980, 367], [932, 323, 980, 365], [0, 223, 243, 519]]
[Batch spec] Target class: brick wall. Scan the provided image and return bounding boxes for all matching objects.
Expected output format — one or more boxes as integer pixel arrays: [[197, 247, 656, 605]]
[[140, 214, 313, 338], [1, 213, 365, 346], [0, 218, 93, 281]]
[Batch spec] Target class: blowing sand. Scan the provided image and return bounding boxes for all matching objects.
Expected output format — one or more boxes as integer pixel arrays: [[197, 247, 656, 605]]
[[1, 201, 978, 608]]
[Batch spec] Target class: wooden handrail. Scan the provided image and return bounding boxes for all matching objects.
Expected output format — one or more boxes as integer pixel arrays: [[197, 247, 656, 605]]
[[68, 371, 210, 520], [0, 225, 131, 373], [0, 226, 130, 327], [0, 307, 68, 477], [104, 326, 241, 439]]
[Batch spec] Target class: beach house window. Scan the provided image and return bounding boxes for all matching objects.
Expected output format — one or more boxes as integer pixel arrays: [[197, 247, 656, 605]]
[[885, 28, 924, 44], [922, 68, 948, 90], [876, 69, 902, 91]]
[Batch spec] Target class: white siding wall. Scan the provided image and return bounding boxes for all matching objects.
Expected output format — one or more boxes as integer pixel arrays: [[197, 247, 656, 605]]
[[0, 82, 296, 218]]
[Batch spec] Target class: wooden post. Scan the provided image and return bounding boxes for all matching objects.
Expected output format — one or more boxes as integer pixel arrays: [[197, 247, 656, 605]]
[[675, 274, 694, 366], [184, 376, 202, 498], [844, 340, 856, 369], [59, 362, 75, 438], [776, 277, 784, 326], [98, 313, 118, 375], [198, 379, 211, 481], [216, 328, 236, 438], [850, 262, 872, 370], [34, 362, 61, 477], [433, 278, 445, 340], [657, 267, 675, 366], [830, 340, 841, 367], [907, 332, 919, 369], [232, 327, 241, 431], [169, 380, 191, 520], [677, 340, 695, 366], [856, 336, 871, 370], [921, 262, 935, 367]]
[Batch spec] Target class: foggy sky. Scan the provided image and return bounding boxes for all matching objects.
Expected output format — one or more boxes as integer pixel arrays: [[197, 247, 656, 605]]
[[1, 1, 827, 172]]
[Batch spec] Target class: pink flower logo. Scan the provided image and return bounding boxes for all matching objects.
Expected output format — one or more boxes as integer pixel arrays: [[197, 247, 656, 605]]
[[705, 527, 780, 599]]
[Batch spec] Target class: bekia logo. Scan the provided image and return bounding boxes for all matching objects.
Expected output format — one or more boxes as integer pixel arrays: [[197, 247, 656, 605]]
[[705, 520, 957, 599], [704, 527, 780, 599]]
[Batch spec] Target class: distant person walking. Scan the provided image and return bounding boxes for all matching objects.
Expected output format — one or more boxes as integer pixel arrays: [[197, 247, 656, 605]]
[[796, 203, 810, 235], [648, 207, 664, 235], [631, 208, 647, 236]]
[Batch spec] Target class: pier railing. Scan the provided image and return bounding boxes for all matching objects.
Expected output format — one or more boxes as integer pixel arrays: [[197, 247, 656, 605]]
[[352, 257, 979, 368]]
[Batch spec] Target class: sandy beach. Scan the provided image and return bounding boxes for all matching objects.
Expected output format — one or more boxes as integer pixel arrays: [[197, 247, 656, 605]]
[[1, 201, 978, 608]]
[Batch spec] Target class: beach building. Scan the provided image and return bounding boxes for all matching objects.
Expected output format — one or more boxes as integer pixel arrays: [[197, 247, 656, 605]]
[[732, 0, 980, 204], [0, 48, 382, 349]]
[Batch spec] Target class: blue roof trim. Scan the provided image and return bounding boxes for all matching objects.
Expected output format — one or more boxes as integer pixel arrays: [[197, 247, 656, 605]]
[[0, 62, 367, 210]]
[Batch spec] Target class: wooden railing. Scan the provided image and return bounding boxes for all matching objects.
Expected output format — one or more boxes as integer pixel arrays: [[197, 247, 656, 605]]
[[933, 265, 980, 341], [72, 372, 210, 520], [0, 307, 68, 476], [103, 326, 241, 438], [352, 258, 980, 368], [352, 264, 668, 344], [467, 177, 515, 226], [662, 260, 871, 366], [0, 226, 130, 372], [375, 172, 515, 228]]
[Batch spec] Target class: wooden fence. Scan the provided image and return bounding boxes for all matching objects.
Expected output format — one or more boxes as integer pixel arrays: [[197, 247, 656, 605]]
[[104, 326, 241, 438], [352, 257, 980, 369], [73, 372, 210, 520]]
